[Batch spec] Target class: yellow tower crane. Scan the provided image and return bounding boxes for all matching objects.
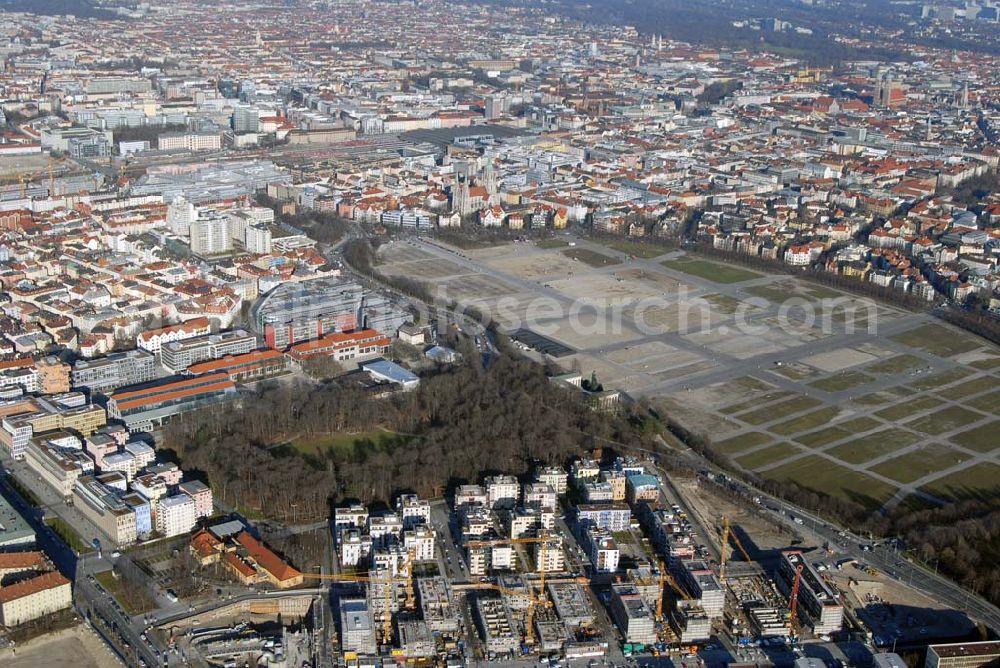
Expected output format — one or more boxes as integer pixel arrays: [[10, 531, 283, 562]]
[[302, 560, 413, 647], [655, 559, 692, 622], [463, 533, 562, 646]]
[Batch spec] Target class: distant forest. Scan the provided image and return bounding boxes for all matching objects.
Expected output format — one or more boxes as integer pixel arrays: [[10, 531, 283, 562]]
[[457, 0, 1000, 62], [0, 0, 119, 19]]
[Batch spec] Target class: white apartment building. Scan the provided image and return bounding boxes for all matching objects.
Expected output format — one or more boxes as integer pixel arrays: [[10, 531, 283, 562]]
[[509, 507, 543, 539], [158, 132, 222, 152], [535, 538, 565, 574], [124, 440, 155, 470], [339, 529, 372, 568], [334, 505, 369, 542], [397, 494, 431, 529], [102, 451, 138, 482], [468, 543, 515, 576], [189, 210, 233, 256], [178, 480, 213, 517], [156, 494, 198, 538], [167, 196, 196, 236], [535, 466, 568, 494], [369, 513, 403, 549], [484, 475, 519, 510], [136, 317, 212, 354], [522, 482, 557, 512], [586, 531, 620, 573], [0, 571, 72, 626], [454, 484, 487, 508], [246, 224, 272, 254], [404, 525, 435, 562], [132, 474, 167, 503]]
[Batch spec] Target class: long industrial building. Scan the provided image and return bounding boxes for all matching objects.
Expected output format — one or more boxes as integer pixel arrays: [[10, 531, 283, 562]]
[[106, 373, 236, 430], [72, 349, 157, 394], [160, 329, 258, 374]]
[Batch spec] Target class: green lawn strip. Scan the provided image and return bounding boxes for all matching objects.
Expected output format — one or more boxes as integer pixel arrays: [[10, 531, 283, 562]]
[[95, 571, 155, 615], [802, 284, 846, 300], [920, 463, 1000, 502], [730, 376, 776, 394], [764, 455, 898, 511], [720, 391, 793, 415], [875, 395, 944, 421], [842, 416, 883, 431], [950, 421, 1000, 453], [907, 368, 974, 392], [906, 406, 985, 436], [714, 431, 773, 455], [967, 390, 1000, 413], [889, 324, 982, 357], [852, 390, 910, 407], [867, 354, 926, 375], [600, 240, 671, 259], [794, 417, 882, 449], [808, 371, 876, 392], [703, 293, 742, 314], [769, 407, 841, 436], [795, 426, 852, 448], [827, 429, 921, 466], [774, 364, 815, 380], [968, 357, 1000, 370], [870, 444, 971, 485], [745, 283, 795, 302], [736, 396, 822, 426], [561, 248, 620, 267], [661, 258, 763, 284], [735, 443, 804, 470], [46, 517, 93, 554], [952, 375, 999, 396]]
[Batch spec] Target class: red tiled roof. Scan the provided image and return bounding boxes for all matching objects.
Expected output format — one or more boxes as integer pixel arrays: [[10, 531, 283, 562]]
[[0, 570, 69, 603], [235, 531, 301, 583], [137, 317, 211, 343], [0, 551, 45, 571], [187, 349, 284, 374]]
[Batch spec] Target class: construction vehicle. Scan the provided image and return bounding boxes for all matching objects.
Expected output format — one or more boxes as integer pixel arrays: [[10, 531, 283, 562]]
[[719, 516, 753, 581]]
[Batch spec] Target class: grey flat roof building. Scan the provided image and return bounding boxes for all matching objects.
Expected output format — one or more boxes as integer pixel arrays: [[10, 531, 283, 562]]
[[0, 490, 35, 551]]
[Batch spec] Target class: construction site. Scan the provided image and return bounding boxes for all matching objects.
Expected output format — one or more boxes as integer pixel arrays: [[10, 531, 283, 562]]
[[311, 456, 979, 668]]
